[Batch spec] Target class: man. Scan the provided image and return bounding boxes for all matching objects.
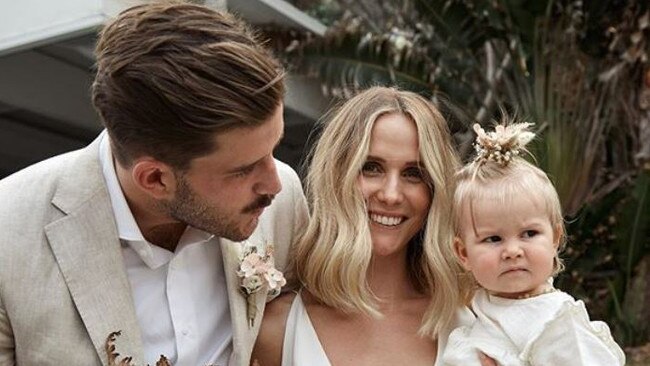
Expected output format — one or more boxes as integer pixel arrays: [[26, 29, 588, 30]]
[[0, 3, 307, 365]]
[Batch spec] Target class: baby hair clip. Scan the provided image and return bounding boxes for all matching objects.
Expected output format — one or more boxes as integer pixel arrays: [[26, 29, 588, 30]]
[[472, 122, 535, 166]]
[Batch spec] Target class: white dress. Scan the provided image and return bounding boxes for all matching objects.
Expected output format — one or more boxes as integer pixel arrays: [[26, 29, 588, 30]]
[[281, 293, 475, 366], [441, 289, 626, 366]]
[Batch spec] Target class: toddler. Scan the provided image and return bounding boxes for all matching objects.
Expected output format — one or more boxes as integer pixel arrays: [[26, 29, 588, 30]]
[[441, 122, 625, 366]]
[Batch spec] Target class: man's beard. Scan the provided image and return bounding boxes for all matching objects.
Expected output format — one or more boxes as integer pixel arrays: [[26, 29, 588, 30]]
[[162, 174, 274, 242]]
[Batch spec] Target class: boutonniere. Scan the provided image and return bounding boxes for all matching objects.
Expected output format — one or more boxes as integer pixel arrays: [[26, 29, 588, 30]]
[[237, 243, 286, 327], [106, 331, 172, 366]]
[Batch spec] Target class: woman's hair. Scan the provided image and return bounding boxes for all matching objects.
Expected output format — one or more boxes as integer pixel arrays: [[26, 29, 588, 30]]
[[92, 2, 284, 170], [292, 86, 471, 338], [452, 121, 566, 276]]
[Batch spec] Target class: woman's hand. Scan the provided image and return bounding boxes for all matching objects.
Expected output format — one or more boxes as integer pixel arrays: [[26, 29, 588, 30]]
[[479, 353, 497, 366]]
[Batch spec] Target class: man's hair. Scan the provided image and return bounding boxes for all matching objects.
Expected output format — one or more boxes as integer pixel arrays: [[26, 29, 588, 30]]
[[291, 86, 471, 338], [92, 2, 285, 170]]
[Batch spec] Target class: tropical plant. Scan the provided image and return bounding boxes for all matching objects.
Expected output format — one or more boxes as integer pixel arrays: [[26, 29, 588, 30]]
[[269, 0, 650, 351]]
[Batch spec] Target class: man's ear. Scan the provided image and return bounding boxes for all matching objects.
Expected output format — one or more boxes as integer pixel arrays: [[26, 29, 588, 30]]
[[454, 237, 472, 271], [131, 158, 177, 200]]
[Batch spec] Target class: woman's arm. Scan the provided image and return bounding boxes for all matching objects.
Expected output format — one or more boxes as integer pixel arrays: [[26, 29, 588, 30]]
[[251, 292, 296, 366]]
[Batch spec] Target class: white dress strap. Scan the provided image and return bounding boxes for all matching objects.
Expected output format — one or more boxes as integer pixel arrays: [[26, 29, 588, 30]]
[[281, 293, 331, 366]]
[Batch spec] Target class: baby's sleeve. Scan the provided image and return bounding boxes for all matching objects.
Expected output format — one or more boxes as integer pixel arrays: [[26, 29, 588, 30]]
[[524, 300, 625, 366], [441, 323, 525, 366], [441, 325, 482, 366]]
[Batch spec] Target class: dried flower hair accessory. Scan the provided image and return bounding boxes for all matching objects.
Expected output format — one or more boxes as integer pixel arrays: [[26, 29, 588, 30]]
[[473, 122, 535, 166], [238, 243, 286, 327]]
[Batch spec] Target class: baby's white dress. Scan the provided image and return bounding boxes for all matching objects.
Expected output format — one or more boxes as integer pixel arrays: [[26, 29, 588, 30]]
[[281, 293, 475, 366], [441, 288, 626, 366]]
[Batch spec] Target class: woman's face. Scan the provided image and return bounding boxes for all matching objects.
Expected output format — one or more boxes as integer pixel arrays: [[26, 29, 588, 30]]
[[357, 112, 432, 257]]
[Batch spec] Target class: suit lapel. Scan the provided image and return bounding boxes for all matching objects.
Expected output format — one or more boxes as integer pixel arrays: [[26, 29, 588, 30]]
[[45, 138, 144, 364]]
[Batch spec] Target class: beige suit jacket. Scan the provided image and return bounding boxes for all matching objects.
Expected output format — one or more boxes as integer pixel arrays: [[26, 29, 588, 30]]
[[0, 136, 308, 366]]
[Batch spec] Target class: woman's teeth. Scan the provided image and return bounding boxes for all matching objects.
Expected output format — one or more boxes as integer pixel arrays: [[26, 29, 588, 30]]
[[370, 214, 403, 226]]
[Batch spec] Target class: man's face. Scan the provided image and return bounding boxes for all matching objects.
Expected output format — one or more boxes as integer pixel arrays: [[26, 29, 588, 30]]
[[162, 104, 285, 241]]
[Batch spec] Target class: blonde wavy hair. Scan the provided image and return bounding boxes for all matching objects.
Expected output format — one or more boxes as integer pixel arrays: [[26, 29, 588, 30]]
[[292, 86, 472, 338]]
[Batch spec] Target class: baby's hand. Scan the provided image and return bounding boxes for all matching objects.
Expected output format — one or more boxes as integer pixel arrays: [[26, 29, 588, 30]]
[[479, 353, 497, 366]]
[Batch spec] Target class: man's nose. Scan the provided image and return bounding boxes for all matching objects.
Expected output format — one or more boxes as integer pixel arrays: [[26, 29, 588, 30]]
[[254, 156, 282, 196]]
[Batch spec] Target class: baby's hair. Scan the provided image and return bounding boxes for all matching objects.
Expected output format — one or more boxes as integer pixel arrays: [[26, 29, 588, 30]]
[[453, 118, 566, 275]]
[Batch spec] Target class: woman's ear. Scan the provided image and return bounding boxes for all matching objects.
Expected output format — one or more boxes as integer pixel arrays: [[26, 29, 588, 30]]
[[454, 237, 472, 271]]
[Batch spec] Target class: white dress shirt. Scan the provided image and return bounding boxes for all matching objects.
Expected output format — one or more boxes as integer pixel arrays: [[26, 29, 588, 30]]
[[99, 132, 232, 366]]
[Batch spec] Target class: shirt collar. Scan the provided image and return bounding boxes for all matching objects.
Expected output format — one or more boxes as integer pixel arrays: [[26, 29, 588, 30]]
[[99, 131, 147, 242], [99, 132, 215, 268]]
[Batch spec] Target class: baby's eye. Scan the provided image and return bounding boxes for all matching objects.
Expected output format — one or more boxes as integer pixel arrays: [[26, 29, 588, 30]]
[[522, 230, 538, 238], [403, 167, 425, 183], [482, 235, 502, 243], [361, 161, 382, 176]]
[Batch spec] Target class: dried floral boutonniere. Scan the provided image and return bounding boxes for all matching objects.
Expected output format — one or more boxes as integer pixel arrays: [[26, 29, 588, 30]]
[[106, 331, 222, 366], [106, 331, 172, 366], [237, 244, 286, 327]]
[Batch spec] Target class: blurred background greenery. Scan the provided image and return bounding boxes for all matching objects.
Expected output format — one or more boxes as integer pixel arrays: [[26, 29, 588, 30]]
[[267, 0, 650, 361]]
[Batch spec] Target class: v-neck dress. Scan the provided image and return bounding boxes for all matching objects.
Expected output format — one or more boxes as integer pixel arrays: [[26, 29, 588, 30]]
[[281, 293, 474, 366]]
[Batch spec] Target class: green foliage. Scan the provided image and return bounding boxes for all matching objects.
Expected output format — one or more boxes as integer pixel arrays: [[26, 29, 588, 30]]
[[276, 0, 650, 347], [557, 171, 650, 346]]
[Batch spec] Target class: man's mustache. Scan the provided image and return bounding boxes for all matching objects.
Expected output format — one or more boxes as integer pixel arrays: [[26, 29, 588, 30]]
[[242, 194, 274, 213]]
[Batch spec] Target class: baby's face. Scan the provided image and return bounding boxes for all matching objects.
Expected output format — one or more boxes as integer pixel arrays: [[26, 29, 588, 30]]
[[455, 193, 560, 298]]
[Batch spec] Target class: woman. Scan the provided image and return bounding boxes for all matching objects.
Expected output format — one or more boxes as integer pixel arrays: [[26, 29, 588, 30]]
[[253, 87, 482, 365]]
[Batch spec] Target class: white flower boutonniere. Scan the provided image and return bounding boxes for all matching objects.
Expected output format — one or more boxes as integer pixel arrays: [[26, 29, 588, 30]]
[[237, 244, 286, 327]]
